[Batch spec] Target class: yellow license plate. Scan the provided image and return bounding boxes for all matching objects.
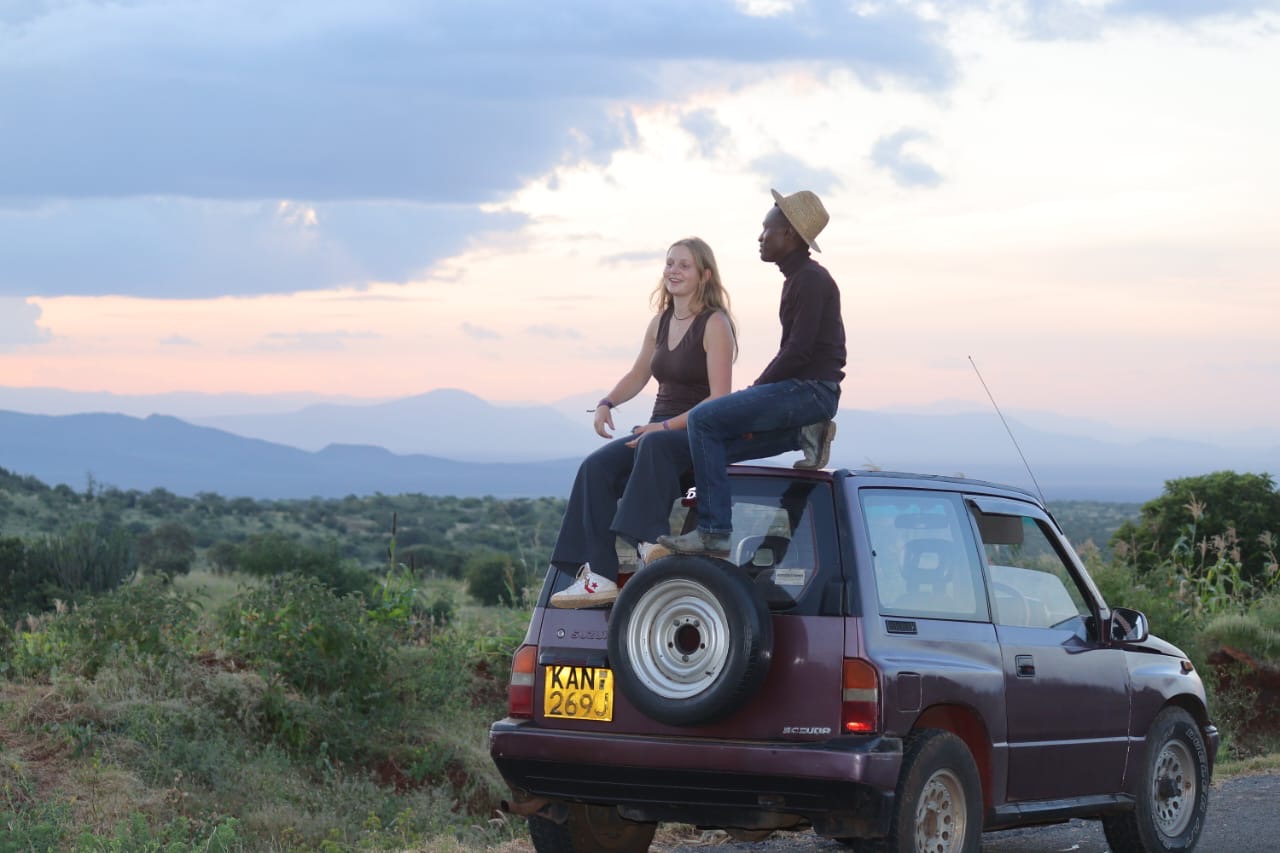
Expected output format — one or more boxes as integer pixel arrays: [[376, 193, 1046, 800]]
[[544, 666, 614, 722]]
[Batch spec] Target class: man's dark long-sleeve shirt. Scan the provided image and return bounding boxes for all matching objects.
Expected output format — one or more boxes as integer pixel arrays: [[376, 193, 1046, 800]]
[[753, 248, 847, 386]]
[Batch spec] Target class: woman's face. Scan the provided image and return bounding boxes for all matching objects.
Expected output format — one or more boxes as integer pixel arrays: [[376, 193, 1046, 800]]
[[664, 244, 704, 300]]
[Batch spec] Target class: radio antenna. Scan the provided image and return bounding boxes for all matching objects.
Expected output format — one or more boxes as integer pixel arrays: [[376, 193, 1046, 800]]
[[968, 355, 1046, 505]]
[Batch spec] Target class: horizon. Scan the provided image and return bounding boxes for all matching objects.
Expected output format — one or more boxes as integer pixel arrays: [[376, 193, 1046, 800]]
[[2, 2, 1278, 439], [0, 382, 1276, 454]]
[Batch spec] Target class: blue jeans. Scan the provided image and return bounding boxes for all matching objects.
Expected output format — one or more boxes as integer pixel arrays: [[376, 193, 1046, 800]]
[[685, 379, 840, 534]]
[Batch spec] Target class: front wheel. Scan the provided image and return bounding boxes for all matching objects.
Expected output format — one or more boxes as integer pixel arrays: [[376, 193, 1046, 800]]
[[528, 803, 657, 853], [886, 729, 982, 853], [1103, 707, 1209, 852]]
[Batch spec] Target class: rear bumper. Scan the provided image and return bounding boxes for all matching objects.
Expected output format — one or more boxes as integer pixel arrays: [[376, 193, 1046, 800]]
[[489, 719, 902, 837]]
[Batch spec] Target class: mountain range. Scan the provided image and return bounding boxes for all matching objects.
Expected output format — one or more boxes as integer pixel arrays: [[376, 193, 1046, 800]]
[[0, 387, 1274, 501]]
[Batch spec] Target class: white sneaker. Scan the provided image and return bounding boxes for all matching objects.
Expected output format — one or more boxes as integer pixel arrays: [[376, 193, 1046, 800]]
[[549, 564, 619, 609]]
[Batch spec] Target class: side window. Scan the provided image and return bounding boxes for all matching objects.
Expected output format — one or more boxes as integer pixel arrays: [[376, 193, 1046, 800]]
[[862, 490, 987, 621], [971, 508, 1093, 636]]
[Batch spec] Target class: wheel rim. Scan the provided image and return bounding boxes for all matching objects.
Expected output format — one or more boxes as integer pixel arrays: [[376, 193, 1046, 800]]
[[1152, 738, 1196, 836], [623, 577, 730, 699], [914, 768, 967, 853]]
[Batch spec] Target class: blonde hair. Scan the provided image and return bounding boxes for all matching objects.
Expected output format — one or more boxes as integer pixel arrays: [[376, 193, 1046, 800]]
[[651, 237, 738, 356]]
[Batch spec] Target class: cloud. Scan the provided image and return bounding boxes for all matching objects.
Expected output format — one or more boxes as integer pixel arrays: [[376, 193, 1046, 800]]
[[525, 325, 583, 340], [1019, 0, 1279, 38], [0, 0, 957, 300], [254, 330, 380, 352], [602, 250, 664, 267], [751, 154, 843, 196], [461, 322, 501, 341], [1, 0, 953, 205], [682, 108, 733, 159], [1105, 0, 1280, 22], [0, 298, 50, 350], [0, 198, 521, 297], [870, 128, 943, 188], [160, 335, 198, 346]]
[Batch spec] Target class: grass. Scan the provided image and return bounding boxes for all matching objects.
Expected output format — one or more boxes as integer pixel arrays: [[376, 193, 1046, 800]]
[[4, 554, 1279, 851], [0, 574, 532, 851]]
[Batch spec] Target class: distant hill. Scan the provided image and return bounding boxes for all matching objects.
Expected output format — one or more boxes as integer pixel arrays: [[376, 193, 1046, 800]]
[[0, 389, 1275, 501], [0, 411, 581, 499], [192, 387, 599, 461]]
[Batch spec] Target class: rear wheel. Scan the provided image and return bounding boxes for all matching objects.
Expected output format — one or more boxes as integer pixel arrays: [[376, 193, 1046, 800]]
[[1103, 707, 1209, 852], [887, 729, 982, 853], [528, 803, 657, 853], [608, 556, 772, 727]]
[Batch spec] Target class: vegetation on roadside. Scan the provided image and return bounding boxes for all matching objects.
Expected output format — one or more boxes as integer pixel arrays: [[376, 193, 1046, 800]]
[[0, 464, 1276, 848]]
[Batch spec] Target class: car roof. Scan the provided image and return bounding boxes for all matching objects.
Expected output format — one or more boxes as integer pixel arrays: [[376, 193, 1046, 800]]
[[727, 463, 1044, 508]]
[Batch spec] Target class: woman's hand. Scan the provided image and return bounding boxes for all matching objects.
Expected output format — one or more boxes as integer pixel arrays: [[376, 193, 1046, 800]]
[[593, 404, 616, 438], [625, 421, 673, 448]]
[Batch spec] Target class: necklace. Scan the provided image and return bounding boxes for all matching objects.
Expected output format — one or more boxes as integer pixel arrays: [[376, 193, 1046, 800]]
[[673, 308, 693, 321]]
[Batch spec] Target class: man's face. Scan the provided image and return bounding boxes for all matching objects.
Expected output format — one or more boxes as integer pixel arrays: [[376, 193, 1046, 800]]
[[758, 205, 795, 263]]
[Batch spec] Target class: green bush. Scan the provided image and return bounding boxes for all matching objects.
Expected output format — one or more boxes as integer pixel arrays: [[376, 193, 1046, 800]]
[[235, 534, 370, 597], [1112, 470, 1279, 581], [136, 521, 197, 580], [1, 523, 138, 622], [219, 573, 390, 708], [463, 551, 527, 607], [5, 578, 200, 680]]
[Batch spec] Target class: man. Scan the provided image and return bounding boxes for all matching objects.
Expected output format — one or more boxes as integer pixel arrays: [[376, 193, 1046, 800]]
[[659, 189, 845, 556]]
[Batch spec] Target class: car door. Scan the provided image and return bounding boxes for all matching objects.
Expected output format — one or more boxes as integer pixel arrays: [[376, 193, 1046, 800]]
[[968, 496, 1131, 803]]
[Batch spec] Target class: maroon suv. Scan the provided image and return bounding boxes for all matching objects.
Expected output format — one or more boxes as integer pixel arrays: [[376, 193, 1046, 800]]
[[490, 466, 1218, 852]]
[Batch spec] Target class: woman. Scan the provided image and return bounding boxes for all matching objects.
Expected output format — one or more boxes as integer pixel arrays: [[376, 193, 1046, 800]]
[[549, 237, 736, 608]]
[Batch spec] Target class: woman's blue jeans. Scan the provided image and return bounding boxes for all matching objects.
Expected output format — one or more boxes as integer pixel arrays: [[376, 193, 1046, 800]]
[[685, 378, 840, 534]]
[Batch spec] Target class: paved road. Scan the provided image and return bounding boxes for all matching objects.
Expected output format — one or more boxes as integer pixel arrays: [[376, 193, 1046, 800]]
[[654, 772, 1280, 852]]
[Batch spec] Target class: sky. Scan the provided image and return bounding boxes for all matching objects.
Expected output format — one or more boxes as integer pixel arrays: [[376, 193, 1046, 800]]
[[1, 0, 1278, 442]]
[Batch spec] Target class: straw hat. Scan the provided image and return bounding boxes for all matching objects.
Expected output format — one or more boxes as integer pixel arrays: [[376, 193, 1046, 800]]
[[771, 189, 829, 253]]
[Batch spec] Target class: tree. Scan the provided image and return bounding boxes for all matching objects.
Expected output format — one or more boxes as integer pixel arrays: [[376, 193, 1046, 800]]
[[136, 521, 196, 579], [206, 540, 240, 575], [1111, 471, 1280, 580], [464, 551, 528, 607]]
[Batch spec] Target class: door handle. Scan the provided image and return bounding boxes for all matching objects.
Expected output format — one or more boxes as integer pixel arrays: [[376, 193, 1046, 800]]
[[1015, 654, 1035, 678]]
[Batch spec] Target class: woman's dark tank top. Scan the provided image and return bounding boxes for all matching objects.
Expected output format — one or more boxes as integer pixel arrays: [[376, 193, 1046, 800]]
[[649, 307, 713, 422]]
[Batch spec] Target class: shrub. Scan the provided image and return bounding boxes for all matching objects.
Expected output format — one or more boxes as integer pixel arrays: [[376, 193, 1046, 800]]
[[5, 578, 201, 680], [1112, 471, 1279, 581], [13, 522, 137, 616], [463, 551, 527, 607], [235, 533, 370, 597], [136, 521, 197, 580], [219, 573, 390, 708]]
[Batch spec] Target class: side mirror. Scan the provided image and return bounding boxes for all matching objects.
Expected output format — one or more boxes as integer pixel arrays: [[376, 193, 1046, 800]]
[[1110, 607, 1149, 643]]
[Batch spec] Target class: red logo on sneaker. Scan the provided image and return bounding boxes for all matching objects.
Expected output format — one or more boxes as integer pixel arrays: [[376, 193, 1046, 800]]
[[584, 578, 598, 593]]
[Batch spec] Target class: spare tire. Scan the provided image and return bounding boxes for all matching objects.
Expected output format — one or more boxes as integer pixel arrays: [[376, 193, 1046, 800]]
[[607, 556, 773, 727]]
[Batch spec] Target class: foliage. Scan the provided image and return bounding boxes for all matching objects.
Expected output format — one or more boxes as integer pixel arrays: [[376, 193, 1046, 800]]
[[3, 578, 201, 680], [0, 466, 566, 593], [1048, 499, 1142, 559], [0, 522, 137, 622], [1112, 470, 1280, 581], [136, 520, 197, 579], [234, 532, 371, 597], [219, 573, 393, 707], [464, 550, 528, 607], [205, 540, 239, 575]]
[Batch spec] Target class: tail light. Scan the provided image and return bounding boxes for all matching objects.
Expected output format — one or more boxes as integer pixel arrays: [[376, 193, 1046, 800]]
[[842, 658, 880, 734], [508, 644, 537, 718]]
